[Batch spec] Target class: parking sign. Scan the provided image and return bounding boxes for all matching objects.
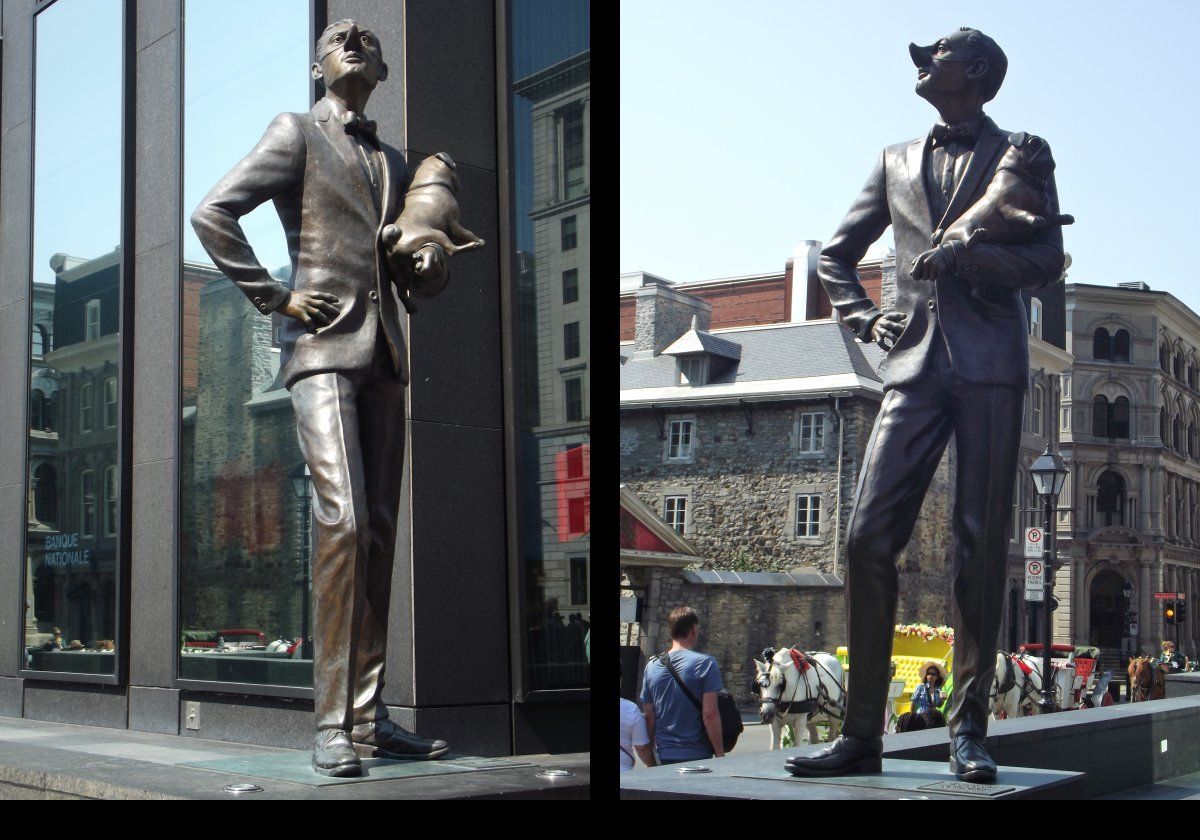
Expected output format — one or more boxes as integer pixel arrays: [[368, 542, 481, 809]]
[[1024, 527, 1044, 559], [1025, 558, 1045, 602]]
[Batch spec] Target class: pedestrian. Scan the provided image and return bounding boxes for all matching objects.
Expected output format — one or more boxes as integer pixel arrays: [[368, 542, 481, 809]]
[[640, 607, 725, 764], [1159, 640, 1186, 672], [620, 664, 654, 772]]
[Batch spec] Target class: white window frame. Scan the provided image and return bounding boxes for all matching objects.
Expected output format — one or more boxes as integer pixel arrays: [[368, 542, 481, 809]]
[[85, 299, 101, 342], [794, 494, 822, 538], [103, 377, 118, 429], [79, 382, 93, 432], [678, 356, 707, 386], [1029, 297, 1042, 340], [665, 417, 696, 462], [796, 410, 827, 454], [103, 465, 118, 538], [80, 469, 96, 538], [1032, 384, 1044, 436], [787, 483, 825, 541], [663, 494, 689, 534]]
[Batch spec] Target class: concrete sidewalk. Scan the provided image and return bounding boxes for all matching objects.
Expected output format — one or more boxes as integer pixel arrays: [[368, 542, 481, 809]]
[[0, 716, 588, 800]]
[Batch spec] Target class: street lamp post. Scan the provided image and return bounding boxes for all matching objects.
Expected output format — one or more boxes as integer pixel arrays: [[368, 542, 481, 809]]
[[1030, 445, 1069, 715], [289, 462, 313, 660]]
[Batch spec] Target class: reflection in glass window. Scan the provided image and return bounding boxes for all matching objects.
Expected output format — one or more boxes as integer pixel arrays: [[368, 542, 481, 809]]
[[562, 269, 578, 304], [178, 0, 312, 688], [24, 0, 123, 675], [103, 377, 117, 428], [510, 0, 589, 692], [103, 465, 118, 538], [80, 470, 96, 538]]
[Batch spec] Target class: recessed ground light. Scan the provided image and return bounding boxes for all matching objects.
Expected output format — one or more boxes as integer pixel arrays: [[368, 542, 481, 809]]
[[535, 769, 575, 779], [223, 783, 264, 794], [676, 766, 711, 774]]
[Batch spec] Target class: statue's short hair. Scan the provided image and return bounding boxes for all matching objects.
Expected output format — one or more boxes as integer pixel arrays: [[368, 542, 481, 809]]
[[669, 606, 700, 640], [960, 27, 1007, 102]]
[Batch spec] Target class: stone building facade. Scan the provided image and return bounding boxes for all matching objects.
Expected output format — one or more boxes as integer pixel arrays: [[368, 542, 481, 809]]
[[1061, 282, 1200, 661], [621, 246, 1073, 686]]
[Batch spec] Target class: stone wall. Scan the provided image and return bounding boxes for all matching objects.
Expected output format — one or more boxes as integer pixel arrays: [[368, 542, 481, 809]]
[[620, 398, 880, 573]]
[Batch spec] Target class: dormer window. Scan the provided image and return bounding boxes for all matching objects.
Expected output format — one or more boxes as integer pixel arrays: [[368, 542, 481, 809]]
[[678, 355, 707, 386]]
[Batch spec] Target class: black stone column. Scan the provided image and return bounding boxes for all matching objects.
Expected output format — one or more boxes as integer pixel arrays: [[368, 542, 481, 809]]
[[326, 1, 510, 755]]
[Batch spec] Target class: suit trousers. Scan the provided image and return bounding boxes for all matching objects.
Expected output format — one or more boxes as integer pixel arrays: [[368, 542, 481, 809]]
[[291, 338, 405, 733], [841, 333, 1024, 742]]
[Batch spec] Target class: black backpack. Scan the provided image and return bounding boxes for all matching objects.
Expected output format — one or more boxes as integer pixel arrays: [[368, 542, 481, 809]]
[[658, 651, 743, 753]]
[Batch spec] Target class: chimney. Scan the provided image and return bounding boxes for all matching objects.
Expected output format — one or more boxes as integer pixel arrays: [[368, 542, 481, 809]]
[[634, 281, 711, 355], [790, 240, 822, 322]]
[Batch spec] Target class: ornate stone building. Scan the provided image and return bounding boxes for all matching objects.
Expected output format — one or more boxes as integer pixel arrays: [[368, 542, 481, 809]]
[[1062, 281, 1200, 661]]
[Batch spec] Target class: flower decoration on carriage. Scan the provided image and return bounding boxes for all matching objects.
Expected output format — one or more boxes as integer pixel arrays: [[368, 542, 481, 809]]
[[894, 623, 954, 644]]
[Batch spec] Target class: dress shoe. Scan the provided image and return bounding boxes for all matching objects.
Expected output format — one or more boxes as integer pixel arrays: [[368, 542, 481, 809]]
[[950, 735, 997, 784], [785, 734, 883, 777], [312, 729, 362, 777], [351, 718, 450, 760]]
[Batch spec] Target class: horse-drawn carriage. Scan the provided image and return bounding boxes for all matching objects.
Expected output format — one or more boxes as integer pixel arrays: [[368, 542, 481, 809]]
[[991, 643, 1113, 717]]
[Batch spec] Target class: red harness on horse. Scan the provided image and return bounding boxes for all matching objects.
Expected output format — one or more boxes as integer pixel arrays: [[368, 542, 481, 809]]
[[789, 648, 811, 673], [1012, 655, 1034, 676]]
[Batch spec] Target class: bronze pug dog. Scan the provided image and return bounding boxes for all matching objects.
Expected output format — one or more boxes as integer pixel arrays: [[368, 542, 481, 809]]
[[383, 152, 485, 312], [932, 132, 1073, 312]]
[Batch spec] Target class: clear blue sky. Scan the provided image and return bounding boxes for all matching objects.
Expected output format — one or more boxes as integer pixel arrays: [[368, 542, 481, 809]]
[[33, 0, 309, 284], [621, 2, 1200, 310]]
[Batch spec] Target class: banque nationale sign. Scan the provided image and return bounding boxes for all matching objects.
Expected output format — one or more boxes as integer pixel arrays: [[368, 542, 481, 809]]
[[41, 533, 92, 567]]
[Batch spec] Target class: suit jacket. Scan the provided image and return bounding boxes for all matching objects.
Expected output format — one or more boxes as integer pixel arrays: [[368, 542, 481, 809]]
[[191, 97, 436, 389], [818, 116, 1065, 390]]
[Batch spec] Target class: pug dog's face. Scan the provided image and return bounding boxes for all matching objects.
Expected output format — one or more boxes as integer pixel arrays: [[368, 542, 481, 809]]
[[434, 151, 460, 192], [1015, 136, 1055, 181]]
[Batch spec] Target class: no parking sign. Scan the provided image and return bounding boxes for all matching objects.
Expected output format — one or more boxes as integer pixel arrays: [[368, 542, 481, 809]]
[[1025, 558, 1045, 602]]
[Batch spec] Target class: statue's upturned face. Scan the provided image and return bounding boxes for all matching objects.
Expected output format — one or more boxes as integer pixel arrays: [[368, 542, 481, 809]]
[[909, 30, 981, 100], [314, 21, 386, 91]]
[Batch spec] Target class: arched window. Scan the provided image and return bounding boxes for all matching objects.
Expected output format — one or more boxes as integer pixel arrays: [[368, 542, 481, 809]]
[[1112, 396, 1130, 439], [34, 463, 56, 524], [1162, 406, 1169, 443], [1175, 416, 1184, 452], [1093, 395, 1130, 439], [1114, 330, 1131, 363], [31, 389, 45, 432], [1191, 422, 1199, 459], [1094, 328, 1110, 360], [1092, 395, 1109, 438], [1097, 470, 1126, 527], [1162, 342, 1171, 372], [1175, 354, 1185, 382], [32, 325, 46, 358]]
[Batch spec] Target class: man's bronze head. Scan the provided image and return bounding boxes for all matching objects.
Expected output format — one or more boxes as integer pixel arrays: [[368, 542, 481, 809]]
[[909, 28, 1007, 106], [312, 19, 389, 92]]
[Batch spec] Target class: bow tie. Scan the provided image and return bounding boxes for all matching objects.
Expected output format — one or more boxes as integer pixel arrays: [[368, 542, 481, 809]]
[[341, 111, 378, 142], [930, 123, 976, 148]]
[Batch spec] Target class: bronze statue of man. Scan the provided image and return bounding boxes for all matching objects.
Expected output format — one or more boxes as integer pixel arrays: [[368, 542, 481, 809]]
[[787, 29, 1065, 783], [192, 20, 451, 777]]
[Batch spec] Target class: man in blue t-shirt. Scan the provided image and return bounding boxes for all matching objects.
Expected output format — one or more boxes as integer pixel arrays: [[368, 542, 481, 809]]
[[640, 606, 725, 764]]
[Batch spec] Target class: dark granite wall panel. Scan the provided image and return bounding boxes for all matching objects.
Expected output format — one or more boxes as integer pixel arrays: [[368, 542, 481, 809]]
[[129, 0, 181, 691], [24, 682, 128, 729], [0, 0, 36, 679], [177, 693, 313, 750], [128, 685, 179, 735]]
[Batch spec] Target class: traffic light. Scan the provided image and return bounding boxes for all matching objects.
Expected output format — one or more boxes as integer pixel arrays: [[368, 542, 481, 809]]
[[1178, 600, 1188, 625], [1164, 600, 1178, 625]]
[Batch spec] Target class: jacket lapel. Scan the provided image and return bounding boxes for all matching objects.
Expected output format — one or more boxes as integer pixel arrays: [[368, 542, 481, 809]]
[[313, 99, 377, 213], [905, 136, 934, 232], [937, 116, 1007, 232]]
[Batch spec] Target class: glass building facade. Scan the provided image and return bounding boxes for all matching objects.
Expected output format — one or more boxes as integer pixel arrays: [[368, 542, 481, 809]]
[[1, 0, 588, 758]]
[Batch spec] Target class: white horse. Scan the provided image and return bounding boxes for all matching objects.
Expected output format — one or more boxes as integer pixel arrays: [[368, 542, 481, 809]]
[[753, 647, 846, 750], [989, 650, 1044, 720]]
